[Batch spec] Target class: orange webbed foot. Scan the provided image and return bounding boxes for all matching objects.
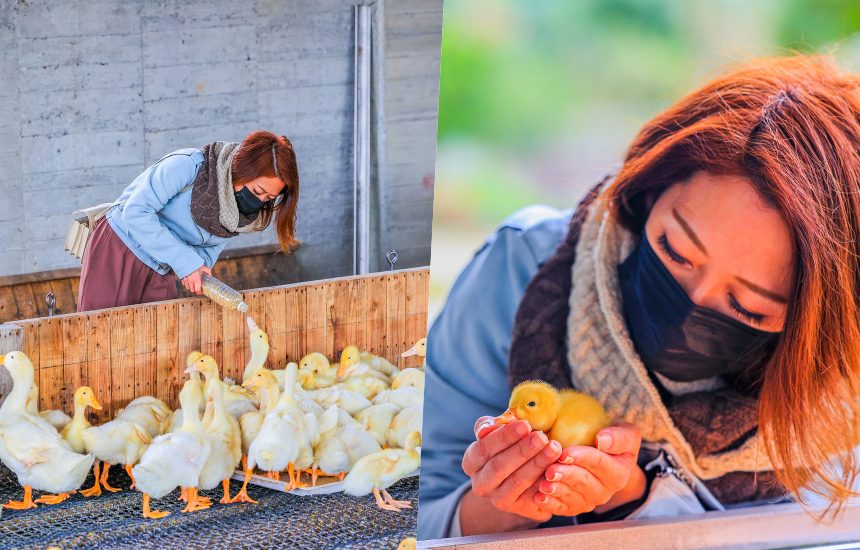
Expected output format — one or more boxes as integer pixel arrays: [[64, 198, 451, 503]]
[[34, 491, 75, 505]]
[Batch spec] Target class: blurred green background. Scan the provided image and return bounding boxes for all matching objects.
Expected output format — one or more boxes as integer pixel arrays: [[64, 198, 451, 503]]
[[429, 0, 860, 320]]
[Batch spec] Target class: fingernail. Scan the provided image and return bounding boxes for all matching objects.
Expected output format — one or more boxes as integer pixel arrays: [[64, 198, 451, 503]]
[[598, 433, 612, 449], [561, 455, 575, 465], [549, 440, 561, 453], [548, 471, 561, 482], [531, 433, 545, 448], [514, 422, 529, 437], [537, 494, 548, 504], [542, 483, 556, 495]]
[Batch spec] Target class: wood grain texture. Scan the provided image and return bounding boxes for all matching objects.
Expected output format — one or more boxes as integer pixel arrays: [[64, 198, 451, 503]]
[[8, 268, 429, 414]]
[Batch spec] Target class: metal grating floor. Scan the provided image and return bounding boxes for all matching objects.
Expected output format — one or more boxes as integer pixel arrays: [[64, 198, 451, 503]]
[[0, 465, 418, 549]]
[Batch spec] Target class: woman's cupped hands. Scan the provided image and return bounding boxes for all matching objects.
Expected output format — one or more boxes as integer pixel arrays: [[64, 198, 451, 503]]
[[462, 418, 645, 521]]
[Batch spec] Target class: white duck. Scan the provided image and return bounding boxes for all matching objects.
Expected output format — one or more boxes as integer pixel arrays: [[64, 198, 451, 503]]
[[231, 368, 282, 504], [246, 363, 321, 491], [343, 431, 421, 512], [198, 380, 242, 504], [337, 345, 398, 380], [307, 386, 372, 415], [26, 384, 72, 430], [297, 352, 338, 390], [115, 395, 172, 439], [132, 378, 211, 519], [189, 354, 258, 420], [391, 368, 425, 391], [387, 404, 423, 449], [0, 352, 94, 509], [400, 338, 427, 366], [355, 403, 401, 448], [372, 386, 422, 410], [241, 317, 287, 388], [165, 352, 207, 434]]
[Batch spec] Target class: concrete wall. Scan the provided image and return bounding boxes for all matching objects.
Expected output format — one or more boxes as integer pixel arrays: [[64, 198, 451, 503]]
[[0, 0, 441, 280]]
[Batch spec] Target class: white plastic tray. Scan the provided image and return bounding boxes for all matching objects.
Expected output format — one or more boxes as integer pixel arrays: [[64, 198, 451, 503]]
[[230, 468, 420, 496]]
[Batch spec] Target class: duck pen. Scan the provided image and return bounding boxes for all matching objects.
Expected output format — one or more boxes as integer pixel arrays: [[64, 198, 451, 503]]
[[0, 267, 428, 548], [0, 267, 429, 420]]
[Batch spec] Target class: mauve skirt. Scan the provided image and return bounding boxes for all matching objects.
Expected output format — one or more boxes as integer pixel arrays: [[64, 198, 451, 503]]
[[77, 219, 178, 312]]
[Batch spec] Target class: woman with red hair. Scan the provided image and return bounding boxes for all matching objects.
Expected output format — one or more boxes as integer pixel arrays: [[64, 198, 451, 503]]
[[77, 130, 300, 311], [419, 54, 860, 539]]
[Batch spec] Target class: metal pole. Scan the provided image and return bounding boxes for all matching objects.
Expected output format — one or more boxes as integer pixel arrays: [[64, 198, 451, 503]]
[[353, 2, 372, 275]]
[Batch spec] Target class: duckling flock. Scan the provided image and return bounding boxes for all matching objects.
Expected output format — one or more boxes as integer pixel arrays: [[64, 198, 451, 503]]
[[0, 317, 425, 519]]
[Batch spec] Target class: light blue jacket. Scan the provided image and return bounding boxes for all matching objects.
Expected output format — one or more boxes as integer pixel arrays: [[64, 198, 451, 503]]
[[106, 149, 232, 280], [418, 205, 576, 540]]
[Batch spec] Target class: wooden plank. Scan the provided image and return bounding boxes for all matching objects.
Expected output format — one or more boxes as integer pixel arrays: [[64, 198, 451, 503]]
[[284, 286, 307, 363], [243, 290, 267, 375], [386, 272, 407, 363], [221, 302, 244, 384], [11, 284, 38, 320], [109, 309, 135, 415], [61, 315, 88, 412], [200, 299, 224, 368], [0, 323, 24, 405], [264, 288, 287, 369], [155, 301, 179, 407], [421, 503, 860, 550], [365, 276, 387, 357], [178, 299, 202, 394], [0, 286, 17, 324], [133, 305, 158, 401], [305, 285, 328, 357], [51, 278, 78, 317], [86, 312, 112, 423], [37, 317, 64, 413], [70, 277, 81, 312]]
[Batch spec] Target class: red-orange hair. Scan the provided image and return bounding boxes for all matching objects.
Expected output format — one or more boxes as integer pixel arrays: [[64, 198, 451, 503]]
[[232, 130, 300, 253], [606, 53, 860, 519]]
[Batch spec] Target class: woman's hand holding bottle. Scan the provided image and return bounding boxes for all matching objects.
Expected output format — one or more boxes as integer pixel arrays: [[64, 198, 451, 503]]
[[181, 265, 212, 295]]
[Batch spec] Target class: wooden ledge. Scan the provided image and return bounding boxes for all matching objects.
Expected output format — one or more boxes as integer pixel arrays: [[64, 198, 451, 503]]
[[419, 503, 860, 550]]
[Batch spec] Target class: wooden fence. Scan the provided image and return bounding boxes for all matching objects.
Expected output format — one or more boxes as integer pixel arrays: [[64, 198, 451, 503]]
[[0, 267, 429, 422]]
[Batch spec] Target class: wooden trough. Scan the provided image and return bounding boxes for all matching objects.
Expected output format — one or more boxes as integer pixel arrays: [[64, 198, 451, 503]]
[[0, 267, 429, 422]]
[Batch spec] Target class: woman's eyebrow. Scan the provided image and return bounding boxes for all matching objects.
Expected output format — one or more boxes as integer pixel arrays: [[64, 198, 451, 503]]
[[734, 276, 788, 303], [672, 208, 709, 257]]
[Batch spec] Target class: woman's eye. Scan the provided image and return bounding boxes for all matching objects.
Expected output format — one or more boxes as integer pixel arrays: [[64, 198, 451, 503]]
[[656, 233, 691, 266], [728, 294, 765, 326]]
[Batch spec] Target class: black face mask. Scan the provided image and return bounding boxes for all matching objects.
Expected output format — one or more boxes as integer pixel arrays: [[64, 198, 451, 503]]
[[617, 234, 780, 382], [234, 186, 266, 216]]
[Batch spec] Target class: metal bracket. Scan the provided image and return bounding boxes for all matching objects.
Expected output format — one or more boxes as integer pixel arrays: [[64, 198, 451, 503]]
[[46, 292, 56, 317], [386, 250, 398, 271]]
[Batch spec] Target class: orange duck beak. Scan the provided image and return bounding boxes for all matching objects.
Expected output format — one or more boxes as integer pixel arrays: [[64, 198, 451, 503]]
[[494, 408, 517, 425]]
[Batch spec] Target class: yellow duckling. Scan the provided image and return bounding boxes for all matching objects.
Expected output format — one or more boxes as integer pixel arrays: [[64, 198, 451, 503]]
[[337, 345, 397, 380], [297, 352, 338, 390], [343, 431, 421, 512], [386, 404, 423, 449], [165, 352, 207, 433], [0, 352, 94, 509], [495, 380, 612, 448]]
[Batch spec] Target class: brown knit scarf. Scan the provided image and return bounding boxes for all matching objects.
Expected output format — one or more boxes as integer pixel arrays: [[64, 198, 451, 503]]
[[508, 176, 786, 505], [190, 141, 257, 238]]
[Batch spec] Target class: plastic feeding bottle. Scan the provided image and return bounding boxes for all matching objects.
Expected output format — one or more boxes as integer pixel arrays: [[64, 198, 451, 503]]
[[200, 273, 249, 313]]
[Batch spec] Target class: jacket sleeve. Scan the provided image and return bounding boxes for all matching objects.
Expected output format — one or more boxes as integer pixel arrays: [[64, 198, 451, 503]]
[[120, 154, 205, 279], [417, 205, 572, 541]]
